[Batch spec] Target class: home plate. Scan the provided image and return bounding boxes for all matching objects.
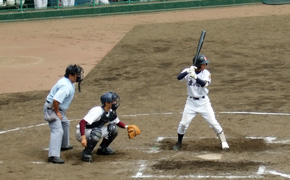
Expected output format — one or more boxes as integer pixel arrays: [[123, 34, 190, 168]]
[[196, 153, 223, 160]]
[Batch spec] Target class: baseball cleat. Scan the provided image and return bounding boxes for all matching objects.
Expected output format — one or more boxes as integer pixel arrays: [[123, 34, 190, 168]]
[[97, 146, 115, 155], [221, 142, 229, 150], [173, 142, 182, 151], [61, 145, 73, 151], [81, 154, 93, 162]]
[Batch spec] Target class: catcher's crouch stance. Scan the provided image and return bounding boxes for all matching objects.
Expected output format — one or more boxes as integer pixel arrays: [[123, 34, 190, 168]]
[[75, 91, 140, 162]]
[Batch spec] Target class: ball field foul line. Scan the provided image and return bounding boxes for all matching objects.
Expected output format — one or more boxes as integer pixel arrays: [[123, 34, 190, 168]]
[[1, 111, 290, 135]]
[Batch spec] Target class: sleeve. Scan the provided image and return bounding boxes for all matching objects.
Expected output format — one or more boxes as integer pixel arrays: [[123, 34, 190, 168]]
[[83, 107, 103, 125], [177, 71, 188, 80], [79, 119, 87, 136], [53, 85, 69, 104], [116, 121, 126, 129], [177, 68, 189, 80], [110, 117, 120, 124], [204, 71, 212, 84], [195, 78, 206, 87]]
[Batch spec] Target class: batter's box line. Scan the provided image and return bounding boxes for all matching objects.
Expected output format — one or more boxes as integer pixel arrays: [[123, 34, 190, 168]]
[[143, 136, 290, 154], [156, 136, 290, 144], [132, 160, 290, 179]]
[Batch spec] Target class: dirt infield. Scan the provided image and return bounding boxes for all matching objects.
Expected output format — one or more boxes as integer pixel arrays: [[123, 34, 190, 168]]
[[1, 3, 290, 180]]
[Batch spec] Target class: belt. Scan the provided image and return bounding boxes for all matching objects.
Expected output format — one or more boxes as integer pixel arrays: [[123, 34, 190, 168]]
[[47, 107, 63, 111], [46, 100, 63, 111], [189, 96, 205, 100]]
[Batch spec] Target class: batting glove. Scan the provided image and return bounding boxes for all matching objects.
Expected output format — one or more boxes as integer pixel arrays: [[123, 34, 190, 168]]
[[190, 71, 197, 79]]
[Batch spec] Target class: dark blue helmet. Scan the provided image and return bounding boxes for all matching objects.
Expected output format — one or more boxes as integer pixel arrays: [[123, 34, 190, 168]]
[[100, 92, 120, 110]]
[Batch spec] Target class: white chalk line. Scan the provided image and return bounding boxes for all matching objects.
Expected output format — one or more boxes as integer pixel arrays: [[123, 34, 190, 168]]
[[132, 160, 264, 179], [133, 158, 290, 179], [220, 112, 290, 116], [1, 111, 289, 135], [134, 136, 290, 179], [126, 136, 290, 154], [0, 111, 290, 178], [156, 136, 290, 144]]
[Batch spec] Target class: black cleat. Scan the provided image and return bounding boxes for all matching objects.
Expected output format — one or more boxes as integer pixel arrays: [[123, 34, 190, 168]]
[[81, 153, 93, 162], [61, 145, 73, 151], [97, 146, 115, 155], [173, 142, 182, 151], [48, 156, 65, 164]]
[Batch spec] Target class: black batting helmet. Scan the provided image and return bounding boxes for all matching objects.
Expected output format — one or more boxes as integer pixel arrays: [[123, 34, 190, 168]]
[[193, 54, 210, 67]]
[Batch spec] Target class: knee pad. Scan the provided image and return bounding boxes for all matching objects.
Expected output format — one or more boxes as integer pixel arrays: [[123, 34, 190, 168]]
[[90, 128, 102, 142], [107, 124, 118, 141]]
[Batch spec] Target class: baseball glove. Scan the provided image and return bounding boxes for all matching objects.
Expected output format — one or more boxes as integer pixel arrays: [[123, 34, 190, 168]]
[[127, 124, 141, 139]]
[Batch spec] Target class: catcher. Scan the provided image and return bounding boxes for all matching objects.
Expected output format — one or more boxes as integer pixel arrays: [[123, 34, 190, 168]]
[[75, 91, 141, 162]]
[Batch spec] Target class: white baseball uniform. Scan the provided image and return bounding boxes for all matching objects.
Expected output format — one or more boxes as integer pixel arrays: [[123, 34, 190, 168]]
[[75, 106, 120, 142], [34, 0, 47, 9], [177, 67, 223, 135]]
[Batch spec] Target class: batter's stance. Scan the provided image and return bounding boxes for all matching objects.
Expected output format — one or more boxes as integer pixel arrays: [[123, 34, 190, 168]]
[[173, 54, 229, 151]]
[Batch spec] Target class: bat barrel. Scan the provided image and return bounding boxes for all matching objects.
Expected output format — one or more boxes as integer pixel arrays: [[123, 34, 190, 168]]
[[193, 30, 206, 65]]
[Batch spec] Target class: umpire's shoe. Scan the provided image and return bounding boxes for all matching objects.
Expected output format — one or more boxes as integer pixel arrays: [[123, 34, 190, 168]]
[[48, 156, 65, 164], [173, 141, 182, 151], [61, 145, 73, 151], [97, 146, 115, 155], [81, 153, 93, 162]]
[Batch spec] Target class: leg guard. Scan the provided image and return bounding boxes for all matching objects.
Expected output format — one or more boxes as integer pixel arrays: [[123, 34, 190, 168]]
[[107, 124, 118, 142], [82, 128, 102, 158], [97, 124, 118, 155]]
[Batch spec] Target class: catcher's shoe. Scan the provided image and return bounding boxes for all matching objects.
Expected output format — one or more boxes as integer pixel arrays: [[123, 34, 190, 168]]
[[81, 153, 93, 162], [173, 142, 182, 151], [97, 146, 115, 155], [221, 142, 229, 150]]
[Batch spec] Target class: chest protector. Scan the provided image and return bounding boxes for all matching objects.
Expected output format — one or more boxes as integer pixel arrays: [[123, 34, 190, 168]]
[[86, 110, 117, 129]]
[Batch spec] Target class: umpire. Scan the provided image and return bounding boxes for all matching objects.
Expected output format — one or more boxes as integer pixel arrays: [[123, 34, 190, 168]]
[[43, 64, 84, 164]]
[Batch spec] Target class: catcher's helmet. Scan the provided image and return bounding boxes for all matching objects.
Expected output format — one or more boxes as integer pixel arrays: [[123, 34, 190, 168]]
[[193, 54, 210, 67], [64, 64, 84, 83], [100, 92, 120, 110]]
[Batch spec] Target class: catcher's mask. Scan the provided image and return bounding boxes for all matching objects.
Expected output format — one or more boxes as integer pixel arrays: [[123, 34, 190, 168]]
[[100, 92, 120, 110], [65, 64, 84, 92], [193, 54, 210, 69]]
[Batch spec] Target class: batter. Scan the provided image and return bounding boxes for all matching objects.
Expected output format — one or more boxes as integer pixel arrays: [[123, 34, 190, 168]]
[[173, 54, 229, 151]]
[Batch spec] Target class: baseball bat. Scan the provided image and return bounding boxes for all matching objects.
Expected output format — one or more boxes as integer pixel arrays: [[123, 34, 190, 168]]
[[193, 30, 206, 65]]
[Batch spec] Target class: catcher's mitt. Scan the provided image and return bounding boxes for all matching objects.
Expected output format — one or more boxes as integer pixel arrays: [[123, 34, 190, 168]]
[[127, 124, 141, 139]]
